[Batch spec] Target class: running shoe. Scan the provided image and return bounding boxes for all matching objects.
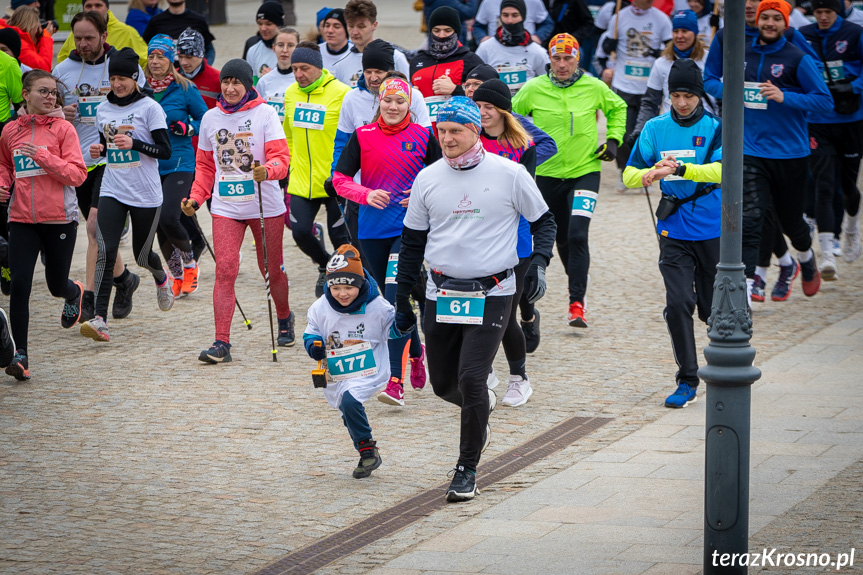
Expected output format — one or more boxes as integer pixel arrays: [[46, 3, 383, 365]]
[[843, 222, 861, 263], [482, 424, 491, 453], [771, 260, 799, 302], [61, 281, 85, 328], [0, 265, 10, 296], [181, 264, 199, 296], [820, 251, 837, 281], [277, 311, 296, 347], [488, 387, 497, 414], [502, 375, 533, 407], [80, 316, 110, 342], [446, 465, 477, 502], [352, 440, 382, 479], [80, 290, 95, 323], [156, 275, 174, 311], [314, 267, 326, 298], [800, 256, 821, 297], [171, 277, 184, 299], [486, 367, 499, 390], [5, 350, 30, 381], [410, 343, 427, 390], [568, 301, 588, 328], [750, 275, 766, 303], [832, 238, 842, 257], [665, 382, 697, 408], [378, 377, 405, 406], [0, 308, 15, 368], [199, 340, 232, 363], [521, 309, 541, 353], [112, 267, 140, 319]]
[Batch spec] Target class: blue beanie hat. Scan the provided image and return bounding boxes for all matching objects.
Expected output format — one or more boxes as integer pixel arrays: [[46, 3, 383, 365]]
[[11, 0, 38, 8], [436, 96, 481, 132], [148, 34, 175, 63], [672, 10, 699, 35], [316, 6, 332, 25]]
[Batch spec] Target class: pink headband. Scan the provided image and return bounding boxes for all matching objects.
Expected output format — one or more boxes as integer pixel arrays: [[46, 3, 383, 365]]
[[378, 77, 411, 104]]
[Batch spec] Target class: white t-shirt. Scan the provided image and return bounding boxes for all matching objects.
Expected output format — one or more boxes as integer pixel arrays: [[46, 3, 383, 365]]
[[789, 8, 810, 29], [304, 295, 394, 409], [696, 13, 722, 45], [319, 41, 353, 71], [198, 101, 287, 220], [254, 68, 296, 121], [646, 52, 713, 115], [847, 7, 863, 26], [330, 47, 411, 88], [403, 153, 548, 300], [246, 40, 277, 80], [595, 1, 615, 31], [475, 0, 549, 38], [597, 6, 673, 95], [338, 85, 431, 133], [475, 38, 550, 95], [53, 54, 145, 168]]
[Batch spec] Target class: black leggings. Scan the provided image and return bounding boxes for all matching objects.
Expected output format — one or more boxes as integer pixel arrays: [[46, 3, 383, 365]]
[[537, 171, 601, 303], [614, 89, 643, 172], [757, 204, 788, 268], [501, 257, 530, 373], [8, 221, 79, 353], [156, 172, 194, 275], [95, 197, 166, 319], [808, 121, 862, 234], [360, 235, 422, 377], [289, 195, 350, 268]]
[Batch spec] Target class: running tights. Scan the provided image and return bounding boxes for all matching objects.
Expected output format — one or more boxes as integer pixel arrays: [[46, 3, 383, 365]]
[[156, 172, 194, 277], [289, 195, 349, 268]]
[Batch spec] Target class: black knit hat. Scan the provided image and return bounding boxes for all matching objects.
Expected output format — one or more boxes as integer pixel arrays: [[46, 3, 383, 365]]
[[322, 8, 347, 31], [472, 79, 512, 111], [108, 47, 140, 81], [0, 28, 22, 60], [362, 38, 394, 72], [428, 6, 461, 36], [466, 64, 498, 82], [501, 0, 526, 18], [256, 1, 285, 25], [811, 0, 841, 12], [220, 58, 254, 91], [668, 58, 704, 98]]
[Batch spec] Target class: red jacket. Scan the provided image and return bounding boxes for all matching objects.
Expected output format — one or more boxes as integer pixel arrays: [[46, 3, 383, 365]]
[[0, 21, 53, 71], [190, 62, 221, 109], [0, 111, 87, 223]]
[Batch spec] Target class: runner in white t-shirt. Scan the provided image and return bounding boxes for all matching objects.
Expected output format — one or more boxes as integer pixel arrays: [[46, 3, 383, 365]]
[[80, 48, 174, 344], [254, 27, 299, 122], [393, 96, 556, 503]]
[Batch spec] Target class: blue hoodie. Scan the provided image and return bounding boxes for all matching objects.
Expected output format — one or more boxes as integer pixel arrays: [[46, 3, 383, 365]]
[[153, 80, 208, 175], [800, 16, 863, 124], [742, 35, 833, 159]]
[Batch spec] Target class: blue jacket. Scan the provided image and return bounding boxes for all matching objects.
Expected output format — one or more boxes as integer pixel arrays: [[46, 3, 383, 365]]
[[742, 36, 833, 159], [627, 110, 723, 241], [515, 112, 557, 165], [153, 80, 208, 175], [704, 24, 821, 100], [800, 17, 863, 124], [125, 6, 162, 36]]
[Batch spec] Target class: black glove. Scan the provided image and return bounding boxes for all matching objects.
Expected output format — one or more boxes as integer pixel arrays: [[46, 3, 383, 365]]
[[169, 120, 193, 137], [594, 139, 618, 162], [624, 130, 640, 148], [308, 342, 326, 361], [523, 261, 547, 304], [647, 47, 662, 59], [324, 176, 337, 198], [394, 297, 417, 333], [710, 13, 721, 29], [602, 36, 618, 55]]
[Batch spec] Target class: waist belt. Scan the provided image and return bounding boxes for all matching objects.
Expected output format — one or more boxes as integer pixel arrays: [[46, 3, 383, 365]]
[[431, 268, 513, 293]]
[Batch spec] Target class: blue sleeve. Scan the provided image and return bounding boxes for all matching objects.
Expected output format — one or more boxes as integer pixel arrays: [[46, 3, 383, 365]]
[[331, 129, 351, 174], [516, 113, 557, 165], [791, 29, 824, 73], [535, 14, 555, 43], [473, 20, 489, 39], [186, 85, 208, 134], [303, 333, 324, 357], [704, 33, 724, 99], [782, 55, 834, 113], [125, 10, 147, 36], [452, 0, 479, 20], [626, 122, 656, 170]]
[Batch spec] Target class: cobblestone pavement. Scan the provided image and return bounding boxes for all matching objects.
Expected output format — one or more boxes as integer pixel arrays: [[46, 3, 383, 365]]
[[7, 3, 859, 574]]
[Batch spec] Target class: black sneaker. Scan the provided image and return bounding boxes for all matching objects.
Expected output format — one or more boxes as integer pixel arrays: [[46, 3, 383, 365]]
[[277, 311, 296, 347], [315, 267, 326, 298], [6, 350, 30, 381], [353, 440, 382, 478], [199, 340, 232, 364], [0, 308, 15, 368], [80, 290, 95, 323], [0, 265, 10, 296], [521, 309, 541, 354], [112, 266, 140, 319], [61, 281, 84, 329], [446, 465, 477, 502]]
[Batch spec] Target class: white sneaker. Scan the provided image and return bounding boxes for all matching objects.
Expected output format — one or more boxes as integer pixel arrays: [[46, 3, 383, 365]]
[[502, 375, 533, 407], [832, 238, 842, 257], [842, 221, 861, 263], [482, 424, 491, 453], [820, 250, 838, 281], [80, 316, 110, 342], [488, 388, 496, 414], [486, 367, 499, 390], [156, 275, 175, 311]]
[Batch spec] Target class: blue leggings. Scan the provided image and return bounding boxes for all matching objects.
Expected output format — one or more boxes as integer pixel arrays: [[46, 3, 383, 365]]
[[340, 390, 372, 451], [359, 235, 422, 379]]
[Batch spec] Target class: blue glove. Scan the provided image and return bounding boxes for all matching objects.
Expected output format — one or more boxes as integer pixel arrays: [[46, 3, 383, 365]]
[[305, 337, 326, 360]]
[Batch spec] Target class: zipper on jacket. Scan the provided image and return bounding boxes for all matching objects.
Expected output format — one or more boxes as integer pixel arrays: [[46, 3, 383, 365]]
[[30, 121, 37, 224], [570, 113, 573, 136], [306, 92, 312, 199]]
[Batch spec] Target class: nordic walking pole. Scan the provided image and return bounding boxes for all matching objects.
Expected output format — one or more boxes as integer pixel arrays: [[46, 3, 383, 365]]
[[643, 186, 661, 248], [254, 160, 278, 362], [190, 213, 252, 330], [613, 0, 622, 44]]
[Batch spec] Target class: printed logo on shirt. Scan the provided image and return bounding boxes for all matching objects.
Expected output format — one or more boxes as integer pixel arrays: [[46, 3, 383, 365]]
[[836, 40, 848, 54], [693, 136, 705, 147], [810, 136, 818, 150], [402, 142, 415, 151], [625, 28, 655, 57], [771, 63, 784, 78], [238, 119, 253, 132], [458, 194, 472, 208], [348, 323, 365, 339], [498, 151, 513, 159]]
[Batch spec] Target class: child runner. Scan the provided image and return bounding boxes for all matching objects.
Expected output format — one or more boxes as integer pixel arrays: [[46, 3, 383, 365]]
[[0, 70, 87, 379], [304, 244, 405, 478]]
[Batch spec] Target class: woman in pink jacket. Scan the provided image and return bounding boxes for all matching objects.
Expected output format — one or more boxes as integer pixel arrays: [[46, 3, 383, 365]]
[[0, 70, 88, 381]]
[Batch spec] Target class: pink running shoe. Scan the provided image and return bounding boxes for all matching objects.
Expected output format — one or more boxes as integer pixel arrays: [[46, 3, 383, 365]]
[[378, 377, 405, 406], [410, 343, 427, 390]]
